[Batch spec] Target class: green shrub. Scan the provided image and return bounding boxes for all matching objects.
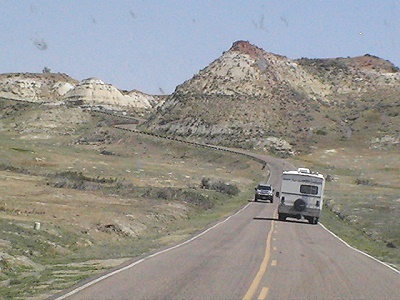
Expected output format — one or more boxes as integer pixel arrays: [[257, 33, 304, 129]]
[[200, 177, 240, 196], [142, 187, 213, 209], [51, 171, 116, 190], [355, 178, 373, 186], [315, 129, 327, 135]]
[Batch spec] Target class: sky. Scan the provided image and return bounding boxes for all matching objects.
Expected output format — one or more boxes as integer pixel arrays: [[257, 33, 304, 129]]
[[1, 0, 399, 95]]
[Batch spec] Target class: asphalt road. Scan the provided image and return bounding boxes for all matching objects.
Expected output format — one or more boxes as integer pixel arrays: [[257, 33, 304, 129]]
[[51, 154, 400, 300]]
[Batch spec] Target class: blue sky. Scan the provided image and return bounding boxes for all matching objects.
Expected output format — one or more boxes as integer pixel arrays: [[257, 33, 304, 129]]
[[1, 0, 399, 94]]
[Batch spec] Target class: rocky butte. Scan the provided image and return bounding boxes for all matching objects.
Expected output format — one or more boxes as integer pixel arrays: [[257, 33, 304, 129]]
[[0, 73, 162, 110], [141, 40, 399, 155]]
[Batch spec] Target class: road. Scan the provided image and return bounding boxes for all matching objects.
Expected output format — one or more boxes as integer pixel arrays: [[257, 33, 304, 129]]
[[51, 155, 400, 300]]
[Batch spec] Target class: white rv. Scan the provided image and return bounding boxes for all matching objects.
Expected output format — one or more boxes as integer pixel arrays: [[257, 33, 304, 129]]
[[276, 168, 325, 224]]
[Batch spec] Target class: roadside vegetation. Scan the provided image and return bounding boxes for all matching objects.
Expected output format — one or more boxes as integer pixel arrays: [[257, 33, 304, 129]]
[[0, 101, 266, 299]]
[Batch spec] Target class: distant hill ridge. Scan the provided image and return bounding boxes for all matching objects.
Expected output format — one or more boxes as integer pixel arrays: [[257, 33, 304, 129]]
[[1, 40, 399, 154], [0, 73, 161, 110]]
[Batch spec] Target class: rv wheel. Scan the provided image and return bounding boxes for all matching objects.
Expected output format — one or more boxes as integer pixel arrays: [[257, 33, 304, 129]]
[[294, 199, 306, 211]]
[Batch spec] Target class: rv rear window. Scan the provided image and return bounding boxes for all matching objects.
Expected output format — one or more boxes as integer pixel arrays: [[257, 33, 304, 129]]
[[300, 185, 318, 195]]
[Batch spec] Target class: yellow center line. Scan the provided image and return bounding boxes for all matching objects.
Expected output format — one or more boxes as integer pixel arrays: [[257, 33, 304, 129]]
[[242, 208, 277, 300], [258, 287, 269, 300]]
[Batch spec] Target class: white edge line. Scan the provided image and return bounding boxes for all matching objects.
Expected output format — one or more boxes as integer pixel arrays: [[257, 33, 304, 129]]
[[54, 202, 251, 299], [320, 223, 400, 275]]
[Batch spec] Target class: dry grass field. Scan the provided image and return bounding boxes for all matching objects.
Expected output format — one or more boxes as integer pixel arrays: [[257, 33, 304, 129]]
[[0, 104, 266, 299]]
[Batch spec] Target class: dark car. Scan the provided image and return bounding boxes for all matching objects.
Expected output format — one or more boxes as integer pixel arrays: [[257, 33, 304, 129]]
[[254, 183, 274, 202]]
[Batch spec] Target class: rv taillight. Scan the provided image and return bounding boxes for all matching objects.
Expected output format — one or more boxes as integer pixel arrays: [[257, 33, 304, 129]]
[[281, 197, 285, 204], [316, 201, 320, 207]]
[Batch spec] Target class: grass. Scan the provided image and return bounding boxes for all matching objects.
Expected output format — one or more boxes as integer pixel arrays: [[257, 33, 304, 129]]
[[0, 102, 266, 299], [321, 206, 400, 270]]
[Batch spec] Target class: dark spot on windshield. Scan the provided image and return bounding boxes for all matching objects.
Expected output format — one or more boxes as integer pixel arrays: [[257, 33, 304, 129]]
[[33, 38, 48, 50]]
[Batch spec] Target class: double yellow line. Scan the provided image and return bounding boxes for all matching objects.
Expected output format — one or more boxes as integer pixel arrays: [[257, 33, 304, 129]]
[[242, 209, 277, 300]]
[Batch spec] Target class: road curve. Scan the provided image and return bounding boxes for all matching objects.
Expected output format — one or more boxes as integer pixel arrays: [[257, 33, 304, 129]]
[[50, 149, 400, 300]]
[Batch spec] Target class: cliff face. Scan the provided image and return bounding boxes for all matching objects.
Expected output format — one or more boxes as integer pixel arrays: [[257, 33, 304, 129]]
[[62, 78, 158, 109], [0, 73, 161, 110], [142, 41, 399, 155], [0, 73, 78, 102]]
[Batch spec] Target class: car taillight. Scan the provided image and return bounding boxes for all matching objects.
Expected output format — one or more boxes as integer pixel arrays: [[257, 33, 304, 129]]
[[281, 197, 285, 204]]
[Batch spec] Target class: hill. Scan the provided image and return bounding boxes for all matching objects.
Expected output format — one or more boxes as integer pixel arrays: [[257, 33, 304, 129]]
[[1, 41, 398, 155], [0, 73, 164, 110], [141, 40, 399, 155]]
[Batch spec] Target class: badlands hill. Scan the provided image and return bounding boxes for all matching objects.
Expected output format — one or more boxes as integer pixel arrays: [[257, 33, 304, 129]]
[[1, 40, 399, 155], [0, 73, 162, 110], [142, 41, 400, 155]]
